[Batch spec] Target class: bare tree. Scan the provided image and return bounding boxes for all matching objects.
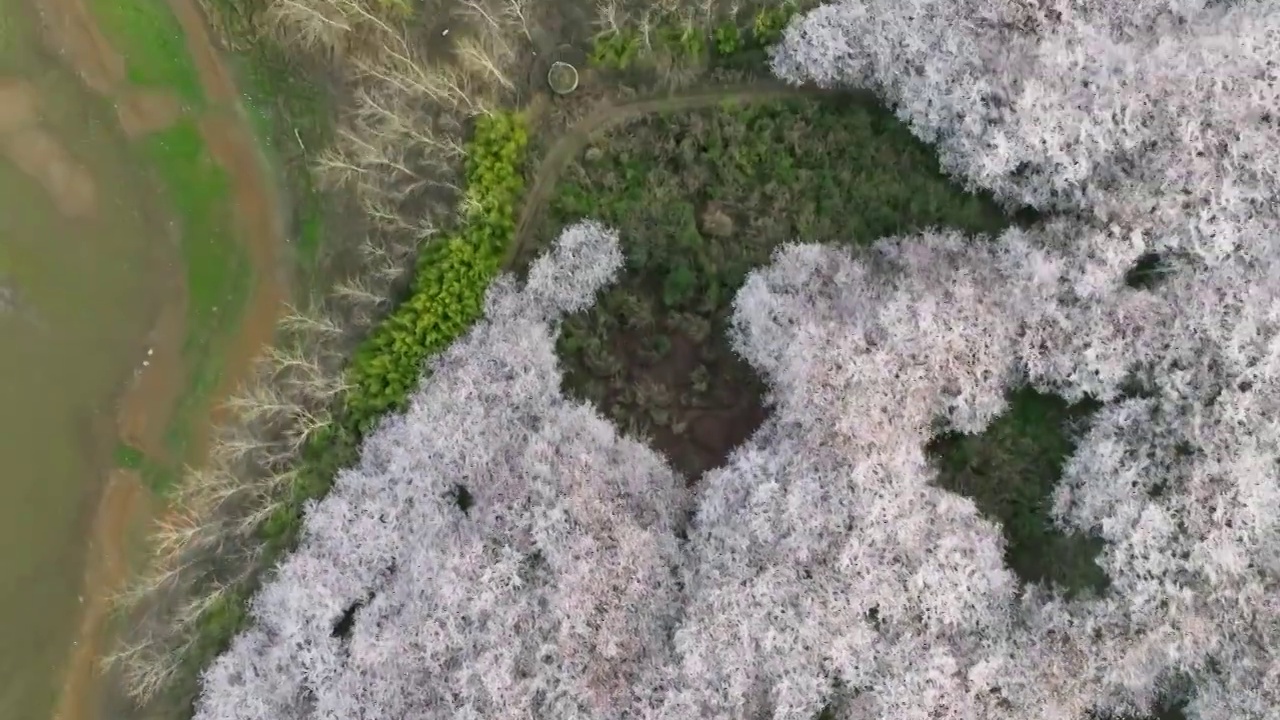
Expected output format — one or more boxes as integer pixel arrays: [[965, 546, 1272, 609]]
[[454, 32, 517, 92], [500, 0, 534, 41], [263, 0, 352, 57], [279, 302, 344, 339], [594, 0, 626, 34]]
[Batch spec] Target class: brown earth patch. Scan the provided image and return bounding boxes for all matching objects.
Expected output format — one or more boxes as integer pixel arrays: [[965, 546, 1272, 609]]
[[33, 0, 128, 95], [115, 89, 186, 138], [2, 127, 98, 217], [579, 328, 768, 481], [0, 77, 39, 133], [114, 290, 189, 462]]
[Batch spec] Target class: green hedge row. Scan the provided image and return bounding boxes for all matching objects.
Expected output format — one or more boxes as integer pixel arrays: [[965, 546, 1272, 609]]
[[345, 112, 529, 432]]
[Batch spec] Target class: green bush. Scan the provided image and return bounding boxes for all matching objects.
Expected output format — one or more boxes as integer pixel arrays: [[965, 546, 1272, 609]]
[[713, 22, 743, 56], [658, 23, 707, 61], [591, 2, 799, 75], [752, 2, 799, 46], [589, 30, 644, 69], [346, 111, 528, 431]]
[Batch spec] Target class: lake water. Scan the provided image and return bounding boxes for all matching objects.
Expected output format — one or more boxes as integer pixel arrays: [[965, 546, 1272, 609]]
[[0, 3, 179, 718]]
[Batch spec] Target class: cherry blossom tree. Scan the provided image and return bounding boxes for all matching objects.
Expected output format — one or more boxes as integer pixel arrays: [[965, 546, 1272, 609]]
[[194, 0, 1280, 718], [769, 0, 1280, 716], [194, 222, 688, 720]]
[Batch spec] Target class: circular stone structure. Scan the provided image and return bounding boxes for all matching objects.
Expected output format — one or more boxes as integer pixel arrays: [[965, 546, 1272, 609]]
[[547, 61, 579, 95]]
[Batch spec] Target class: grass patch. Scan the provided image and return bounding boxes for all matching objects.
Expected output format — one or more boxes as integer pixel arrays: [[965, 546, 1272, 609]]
[[518, 95, 1012, 479], [85, 0, 204, 105], [142, 121, 249, 486], [928, 388, 1110, 596], [114, 442, 179, 491], [113, 442, 146, 469], [224, 40, 333, 269], [113, 440, 180, 489]]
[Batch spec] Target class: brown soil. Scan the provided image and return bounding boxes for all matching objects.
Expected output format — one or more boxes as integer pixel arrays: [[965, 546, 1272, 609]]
[[54, 468, 150, 720], [598, 329, 766, 479], [115, 89, 185, 137], [0, 78, 39, 133], [33, 0, 128, 96], [698, 201, 735, 238], [2, 127, 98, 217], [0, 75, 100, 218], [114, 290, 189, 460]]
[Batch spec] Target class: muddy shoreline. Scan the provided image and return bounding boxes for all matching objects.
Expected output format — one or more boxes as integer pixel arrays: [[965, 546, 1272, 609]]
[[28, 0, 290, 716]]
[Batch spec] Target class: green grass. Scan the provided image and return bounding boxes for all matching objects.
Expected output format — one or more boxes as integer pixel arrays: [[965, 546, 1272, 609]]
[[113, 442, 146, 470], [85, 0, 204, 105], [928, 388, 1111, 597], [227, 41, 332, 268], [114, 442, 179, 491], [142, 121, 250, 487]]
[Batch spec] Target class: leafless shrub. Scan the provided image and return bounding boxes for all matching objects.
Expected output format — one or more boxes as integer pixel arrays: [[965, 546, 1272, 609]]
[[279, 302, 344, 340], [333, 274, 391, 310], [499, 0, 534, 40], [454, 32, 517, 92], [594, 0, 627, 34], [263, 0, 353, 58], [312, 144, 369, 191]]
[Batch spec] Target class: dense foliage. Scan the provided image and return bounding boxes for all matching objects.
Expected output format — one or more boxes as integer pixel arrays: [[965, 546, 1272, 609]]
[[345, 111, 527, 431], [928, 388, 1109, 597], [769, 0, 1280, 716]]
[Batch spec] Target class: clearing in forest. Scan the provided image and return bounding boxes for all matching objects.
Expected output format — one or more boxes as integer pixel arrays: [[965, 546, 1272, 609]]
[[516, 92, 1114, 600]]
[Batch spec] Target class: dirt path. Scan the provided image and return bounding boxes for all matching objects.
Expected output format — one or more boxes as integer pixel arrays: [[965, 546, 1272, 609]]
[[166, 0, 287, 452], [509, 80, 816, 265]]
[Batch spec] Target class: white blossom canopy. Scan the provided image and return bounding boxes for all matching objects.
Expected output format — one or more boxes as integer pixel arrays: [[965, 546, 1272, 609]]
[[194, 0, 1280, 718]]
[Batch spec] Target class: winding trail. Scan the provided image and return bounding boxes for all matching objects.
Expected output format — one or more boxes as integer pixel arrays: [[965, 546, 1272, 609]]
[[509, 80, 823, 265]]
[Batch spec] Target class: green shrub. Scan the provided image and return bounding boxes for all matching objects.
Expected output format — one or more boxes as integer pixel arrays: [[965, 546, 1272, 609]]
[[591, 2, 798, 75], [589, 30, 644, 69], [345, 112, 528, 432], [752, 2, 799, 46], [659, 23, 706, 61], [713, 22, 743, 56]]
